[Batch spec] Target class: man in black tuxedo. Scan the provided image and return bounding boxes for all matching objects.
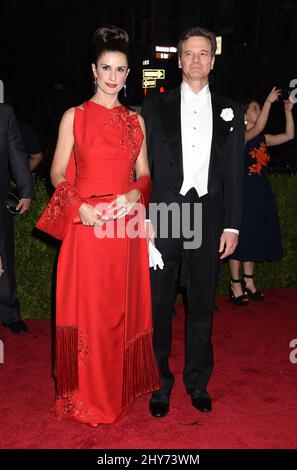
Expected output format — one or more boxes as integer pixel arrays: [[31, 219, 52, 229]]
[[142, 27, 244, 417], [0, 104, 33, 334]]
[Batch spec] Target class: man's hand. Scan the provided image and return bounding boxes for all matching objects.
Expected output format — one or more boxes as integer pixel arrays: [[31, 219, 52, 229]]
[[219, 231, 238, 260], [16, 198, 31, 214]]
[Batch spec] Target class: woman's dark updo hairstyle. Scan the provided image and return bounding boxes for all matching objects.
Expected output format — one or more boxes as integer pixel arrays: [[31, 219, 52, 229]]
[[244, 99, 259, 114], [93, 25, 130, 65]]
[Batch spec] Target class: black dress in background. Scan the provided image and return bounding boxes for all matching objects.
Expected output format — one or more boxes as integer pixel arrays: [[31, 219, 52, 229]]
[[232, 134, 283, 262]]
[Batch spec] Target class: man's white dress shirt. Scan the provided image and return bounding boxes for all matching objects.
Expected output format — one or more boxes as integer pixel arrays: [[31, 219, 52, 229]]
[[179, 81, 238, 234], [180, 81, 212, 198]]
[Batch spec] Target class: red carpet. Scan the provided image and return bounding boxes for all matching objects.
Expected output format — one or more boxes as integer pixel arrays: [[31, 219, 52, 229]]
[[1, 288, 296, 449]]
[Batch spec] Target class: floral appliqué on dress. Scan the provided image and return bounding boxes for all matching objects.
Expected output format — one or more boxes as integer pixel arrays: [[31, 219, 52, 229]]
[[36, 181, 82, 240], [78, 329, 89, 363], [103, 108, 143, 182], [248, 142, 270, 175], [42, 182, 81, 222], [50, 393, 95, 425]]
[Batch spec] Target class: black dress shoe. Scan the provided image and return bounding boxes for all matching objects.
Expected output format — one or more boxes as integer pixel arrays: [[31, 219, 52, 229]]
[[149, 392, 170, 418], [149, 400, 169, 418], [3, 320, 28, 335], [188, 389, 212, 412]]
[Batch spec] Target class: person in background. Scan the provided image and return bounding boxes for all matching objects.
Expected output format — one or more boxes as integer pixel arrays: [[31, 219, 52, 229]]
[[17, 119, 43, 172], [7, 98, 44, 173], [0, 104, 33, 334], [229, 87, 295, 305]]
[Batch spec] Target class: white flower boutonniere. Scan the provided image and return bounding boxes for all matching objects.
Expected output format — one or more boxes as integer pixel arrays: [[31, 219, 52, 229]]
[[220, 108, 234, 122]]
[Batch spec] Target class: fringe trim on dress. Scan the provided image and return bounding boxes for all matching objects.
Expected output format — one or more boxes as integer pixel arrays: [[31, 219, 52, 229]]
[[55, 326, 79, 398], [122, 329, 161, 407]]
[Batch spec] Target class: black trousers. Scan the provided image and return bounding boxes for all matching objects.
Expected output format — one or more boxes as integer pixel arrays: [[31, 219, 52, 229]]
[[0, 205, 20, 324], [150, 189, 224, 396]]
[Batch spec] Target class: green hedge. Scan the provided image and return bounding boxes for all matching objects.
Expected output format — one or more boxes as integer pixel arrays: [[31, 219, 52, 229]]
[[15, 174, 297, 319], [14, 178, 58, 319]]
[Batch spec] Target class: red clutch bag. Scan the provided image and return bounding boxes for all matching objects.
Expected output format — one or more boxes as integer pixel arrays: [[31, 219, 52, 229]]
[[73, 194, 115, 224]]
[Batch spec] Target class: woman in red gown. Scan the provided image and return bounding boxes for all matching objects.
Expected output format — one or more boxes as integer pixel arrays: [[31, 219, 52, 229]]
[[45, 26, 161, 425]]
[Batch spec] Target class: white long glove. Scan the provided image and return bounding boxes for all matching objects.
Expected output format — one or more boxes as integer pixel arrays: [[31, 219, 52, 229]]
[[148, 241, 164, 270]]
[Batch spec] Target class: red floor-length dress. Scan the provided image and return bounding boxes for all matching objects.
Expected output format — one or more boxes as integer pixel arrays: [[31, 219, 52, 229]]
[[50, 101, 161, 425]]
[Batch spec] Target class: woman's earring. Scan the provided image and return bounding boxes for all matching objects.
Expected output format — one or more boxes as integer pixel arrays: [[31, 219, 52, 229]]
[[123, 83, 127, 98], [244, 118, 247, 126], [94, 76, 98, 93]]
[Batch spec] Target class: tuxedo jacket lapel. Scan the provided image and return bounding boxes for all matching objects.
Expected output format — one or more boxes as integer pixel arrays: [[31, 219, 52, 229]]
[[159, 88, 183, 178], [209, 92, 231, 177], [210, 92, 223, 157], [158, 89, 232, 184]]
